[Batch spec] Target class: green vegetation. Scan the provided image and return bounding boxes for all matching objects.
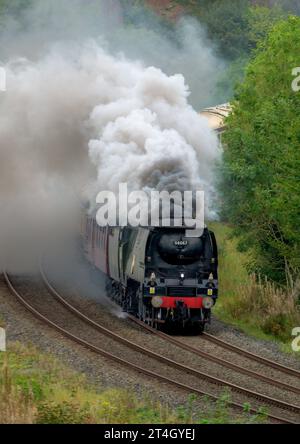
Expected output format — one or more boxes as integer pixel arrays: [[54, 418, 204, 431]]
[[220, 17, 300, 288], [215, 16, 300, 346], [172, 1, 295, 101], [174, 1, 288, 58], [211, 223, 300, 348], [0, 342, 266, 424]]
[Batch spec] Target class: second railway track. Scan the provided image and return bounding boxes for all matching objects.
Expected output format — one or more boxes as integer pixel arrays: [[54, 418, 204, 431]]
[[127, 315, 300, 389], [5, 272, 300, 423]]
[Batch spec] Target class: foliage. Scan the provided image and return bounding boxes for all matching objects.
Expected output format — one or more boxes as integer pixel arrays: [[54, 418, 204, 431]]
[[172, 2, 288, 102], [246, 5, 286, 46], [174, 1, 286, 58], [0, 341, 266, 424], [211, 223, 300, 345], [36, 401, 92, 424], [220, 17, 300, 285], [194, 0, 251, 60]]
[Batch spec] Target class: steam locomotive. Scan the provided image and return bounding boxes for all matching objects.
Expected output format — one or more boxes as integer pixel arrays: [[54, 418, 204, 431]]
[[82, 220, 218, 332], [81, 104, 229, 332]]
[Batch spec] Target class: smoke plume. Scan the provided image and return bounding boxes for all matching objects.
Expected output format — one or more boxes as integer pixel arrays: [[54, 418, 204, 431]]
[[0, 0, 223, 270]]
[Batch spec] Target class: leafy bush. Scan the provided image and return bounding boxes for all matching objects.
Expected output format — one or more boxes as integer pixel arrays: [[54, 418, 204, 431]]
[[220, 16, 300, 287], [261, 313, 291, 340], [36, 401, 92, 424], [212, 223, 300, 344]]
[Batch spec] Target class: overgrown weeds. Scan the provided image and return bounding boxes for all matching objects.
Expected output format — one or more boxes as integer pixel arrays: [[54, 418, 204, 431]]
[[211, 223, 300, 344], [0, 342, 265, 424], [0, 354, 36, 424]]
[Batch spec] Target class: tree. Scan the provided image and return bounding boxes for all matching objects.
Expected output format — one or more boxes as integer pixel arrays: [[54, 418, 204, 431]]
[[220, 16, 300, 286], [246, 5, 286, 46]]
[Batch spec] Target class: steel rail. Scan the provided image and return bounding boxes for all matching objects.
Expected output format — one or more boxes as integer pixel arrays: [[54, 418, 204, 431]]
[[127, 315, 300, 389], [202, 332, 300, 378]]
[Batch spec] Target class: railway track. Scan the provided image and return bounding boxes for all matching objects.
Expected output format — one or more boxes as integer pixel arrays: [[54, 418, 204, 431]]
[[203, 332, 300, 378], [127, 315, 300, 383], [3, 270, 299, 424]]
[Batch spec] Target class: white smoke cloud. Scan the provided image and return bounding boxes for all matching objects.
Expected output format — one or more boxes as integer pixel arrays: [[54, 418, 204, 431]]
[[88, 63, 221, 216], [0, 1, 222, 270]]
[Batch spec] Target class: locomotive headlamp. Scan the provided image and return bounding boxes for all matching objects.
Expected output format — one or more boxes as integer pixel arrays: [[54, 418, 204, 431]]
[[149, 273, 157, 285], [179, 272, 185, 286], [150, 272, 156, 282], [151, 296, 163, 308], [202, 297, 214, 309]]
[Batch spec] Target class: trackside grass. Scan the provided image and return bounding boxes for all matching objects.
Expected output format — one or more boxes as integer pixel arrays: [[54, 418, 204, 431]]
[[210, 223, 300, 352], [0, 342, 266, 424]]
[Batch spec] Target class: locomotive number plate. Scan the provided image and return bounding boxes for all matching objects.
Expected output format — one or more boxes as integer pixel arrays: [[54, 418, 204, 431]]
[[174, 241, 188, 247]]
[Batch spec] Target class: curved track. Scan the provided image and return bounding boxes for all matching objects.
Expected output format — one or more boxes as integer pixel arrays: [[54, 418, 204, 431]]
[[203, 332, 300, 378], [127, 315, 300, 393], [4, 270, 299, 424], [127, 315, 300, 379]]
